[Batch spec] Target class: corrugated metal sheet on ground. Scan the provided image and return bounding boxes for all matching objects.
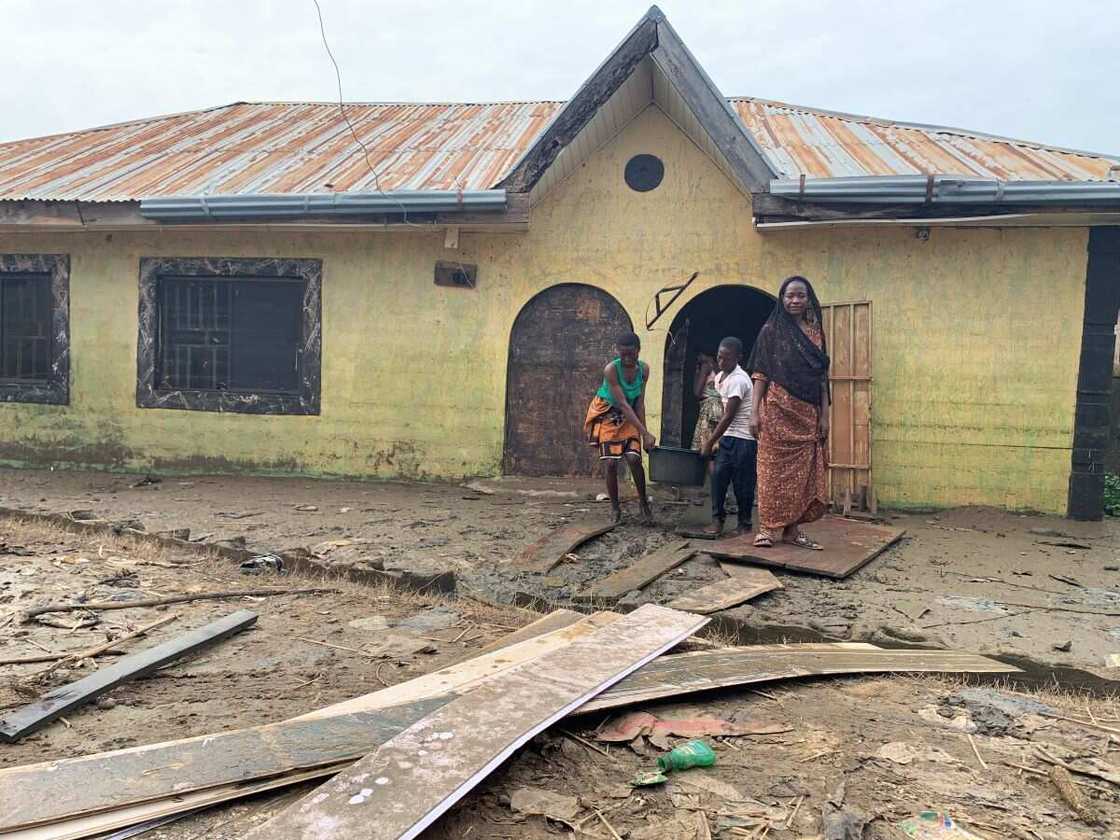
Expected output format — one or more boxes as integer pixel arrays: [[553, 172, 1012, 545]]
[[731, 97, 1120, 181], [0, 96, 1117, 202]]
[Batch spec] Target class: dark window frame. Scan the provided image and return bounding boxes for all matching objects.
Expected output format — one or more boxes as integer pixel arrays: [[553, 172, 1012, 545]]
[[0, 253, 69, 406], [136, 257, 322, 416]]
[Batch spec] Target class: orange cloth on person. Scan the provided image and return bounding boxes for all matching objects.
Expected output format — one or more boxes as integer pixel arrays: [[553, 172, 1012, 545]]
[[752, 325, 829, 531], [584, 395, 641, 459]]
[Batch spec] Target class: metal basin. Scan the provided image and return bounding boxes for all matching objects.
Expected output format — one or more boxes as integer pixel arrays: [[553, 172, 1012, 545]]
[[648, 446, 706, 487]]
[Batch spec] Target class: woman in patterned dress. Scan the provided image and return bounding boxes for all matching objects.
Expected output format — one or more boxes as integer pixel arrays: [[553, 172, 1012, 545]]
[[747, 276, 830, 549]]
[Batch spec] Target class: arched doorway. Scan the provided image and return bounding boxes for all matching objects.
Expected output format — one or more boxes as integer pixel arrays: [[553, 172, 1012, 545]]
[[504, 283, 634, 476], [661, 285, 775, 448]]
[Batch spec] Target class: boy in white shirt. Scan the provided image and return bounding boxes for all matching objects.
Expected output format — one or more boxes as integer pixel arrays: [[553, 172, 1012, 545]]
[[699, 336, 756, 537]]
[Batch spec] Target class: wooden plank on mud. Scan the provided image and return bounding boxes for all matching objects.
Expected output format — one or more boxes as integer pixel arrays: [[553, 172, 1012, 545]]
[[3, 763, 353, 840], [580, 541, 696, 600], [578, 644, 1019, 713], [667, 563, 783, 614], [471, 609, 586, 656], [246, 605, 707, 840], [0, 610, 257, 743], [707, 516, 904, 579], [513, 520, 616, 573], [0, 612, 620, 832]]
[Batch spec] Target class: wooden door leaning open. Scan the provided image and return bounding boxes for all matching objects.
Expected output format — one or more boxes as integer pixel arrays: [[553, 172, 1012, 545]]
[[821, 301, 873, 514]]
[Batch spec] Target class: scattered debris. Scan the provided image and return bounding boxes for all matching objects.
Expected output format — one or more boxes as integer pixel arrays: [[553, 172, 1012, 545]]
[[582, 541, 696, 600], [898, 812, 984, 839], [240, 554, 283, 575], [667, 562, 783, 613], [597, 711, 788, 744], [0, 610, 257, 742], [19, 587, 333, 622], [1048, 765, 1101, 825], [657, 739, 717, 772], [509, 787, 580, 821]]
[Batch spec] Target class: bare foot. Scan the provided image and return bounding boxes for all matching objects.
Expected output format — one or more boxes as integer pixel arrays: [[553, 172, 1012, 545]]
[[611, 505, 623, 525], [639, 502, 655, 526]]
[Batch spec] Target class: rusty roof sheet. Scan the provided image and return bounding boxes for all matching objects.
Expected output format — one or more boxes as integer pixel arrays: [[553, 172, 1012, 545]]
[[1, 97, 1116, 202], [0, 101, 564, 202], [731, 97, 1120, 182]]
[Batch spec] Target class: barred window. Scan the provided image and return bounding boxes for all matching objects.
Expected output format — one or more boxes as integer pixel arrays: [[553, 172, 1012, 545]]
[[137, 257, 321, 416], [1, 274, 52, 382]]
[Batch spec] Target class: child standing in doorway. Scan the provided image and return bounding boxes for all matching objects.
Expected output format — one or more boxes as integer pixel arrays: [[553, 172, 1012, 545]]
[[584, 332, 657, 523]]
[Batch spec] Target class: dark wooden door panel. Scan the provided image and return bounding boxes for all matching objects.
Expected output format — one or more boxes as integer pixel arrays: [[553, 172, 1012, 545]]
[[504, 284, 633, 476]]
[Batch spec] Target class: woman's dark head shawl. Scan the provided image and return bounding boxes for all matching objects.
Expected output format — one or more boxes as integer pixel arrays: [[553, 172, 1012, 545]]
[[746, 275, 830, 404]]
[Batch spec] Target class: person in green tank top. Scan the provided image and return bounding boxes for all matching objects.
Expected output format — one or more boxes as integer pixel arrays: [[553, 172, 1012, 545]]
[[583, 332, 656, 523]]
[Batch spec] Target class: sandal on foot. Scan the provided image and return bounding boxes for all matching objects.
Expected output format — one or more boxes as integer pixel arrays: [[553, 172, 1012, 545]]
[[788, 531, 823, 550], [752, 532, 774, 548]]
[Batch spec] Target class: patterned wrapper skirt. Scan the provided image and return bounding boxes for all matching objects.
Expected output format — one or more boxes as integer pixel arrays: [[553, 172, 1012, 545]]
[[755, 381, 829, 530], [584, 395, 641, 459], [691, 387, 723, 452]]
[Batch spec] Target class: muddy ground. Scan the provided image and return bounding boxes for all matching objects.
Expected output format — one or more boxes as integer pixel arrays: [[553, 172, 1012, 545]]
[[2, 468, 1119, 673], [2, 515, 1120, 839]]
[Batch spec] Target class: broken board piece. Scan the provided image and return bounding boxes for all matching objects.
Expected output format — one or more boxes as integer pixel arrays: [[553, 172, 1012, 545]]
[[0, 611, 621, 832], [578, 643, 1019, 713], [2, 763, 353, 840], [246, 604, 707, 840], [514, 520, 616, 573], [667, 562, 782, 614], [0, 697, 449, 831], [707, 516, 904, 579], [580, 540, 696, 600], [0, 610, 257, 743]]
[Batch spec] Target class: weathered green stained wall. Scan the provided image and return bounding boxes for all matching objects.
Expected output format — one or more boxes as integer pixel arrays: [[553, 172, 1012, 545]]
[[0, 106, 1088, 512]]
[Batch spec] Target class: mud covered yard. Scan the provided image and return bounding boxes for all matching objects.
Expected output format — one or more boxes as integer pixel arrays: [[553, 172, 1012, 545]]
[[2, 468, 1120, 672], [2, 513, 1120, 839]]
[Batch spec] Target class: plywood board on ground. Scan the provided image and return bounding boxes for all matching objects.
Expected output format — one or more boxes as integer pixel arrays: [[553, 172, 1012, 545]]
[[577, 643, 1018, 713], [580, 540, 696, 600], [0, 612, 621, 833], [706, 516, 904, 579], [247, 604, 707, 840], [667, 562, 782, 614], [514, 520, 616, 573]]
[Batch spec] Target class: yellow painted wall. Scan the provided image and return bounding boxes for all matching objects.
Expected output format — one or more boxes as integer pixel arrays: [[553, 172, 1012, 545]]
[[0, 105, 1088, 512]]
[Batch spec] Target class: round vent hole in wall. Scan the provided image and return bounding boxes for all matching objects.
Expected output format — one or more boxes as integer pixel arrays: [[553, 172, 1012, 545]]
[[624, 154, 664, 192]]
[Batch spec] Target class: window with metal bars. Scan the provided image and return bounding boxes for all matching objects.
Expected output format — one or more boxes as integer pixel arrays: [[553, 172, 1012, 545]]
[[0, 274, 52, 383], [156, 277, 304, 394]]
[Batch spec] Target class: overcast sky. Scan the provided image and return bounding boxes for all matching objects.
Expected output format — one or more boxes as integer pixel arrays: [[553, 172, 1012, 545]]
[[4, 0, 1117, 154]]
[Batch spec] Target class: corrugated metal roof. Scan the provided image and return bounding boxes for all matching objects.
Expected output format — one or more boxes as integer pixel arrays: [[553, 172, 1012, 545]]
[[1, 96, 1116, 202], [0, 101, 564, 202], [731, 97, 1120, 182]]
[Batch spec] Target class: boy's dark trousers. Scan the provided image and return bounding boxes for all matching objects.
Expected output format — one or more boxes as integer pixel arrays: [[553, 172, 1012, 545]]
[[711, 436, 757, 529]]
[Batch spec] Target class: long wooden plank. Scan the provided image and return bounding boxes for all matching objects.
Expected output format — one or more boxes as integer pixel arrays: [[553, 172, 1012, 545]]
[[707, 516, 904, 579], [0, 612, 620, 832], [3, 763, 353, 840], [578, 644, 1020, 713], [514, 520, 616, 573], [247, 605, 707, 840], [0, 698, 450, 831], [471, 609, 585, 656], [580, 540, 695, 600], [0, 610, 257, 742], [296, 611, 620, 721], [667, 563, 783, 614]]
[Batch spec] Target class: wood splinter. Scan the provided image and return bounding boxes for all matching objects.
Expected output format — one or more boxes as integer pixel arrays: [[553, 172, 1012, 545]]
[[1048, 765, 1101, 825]]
